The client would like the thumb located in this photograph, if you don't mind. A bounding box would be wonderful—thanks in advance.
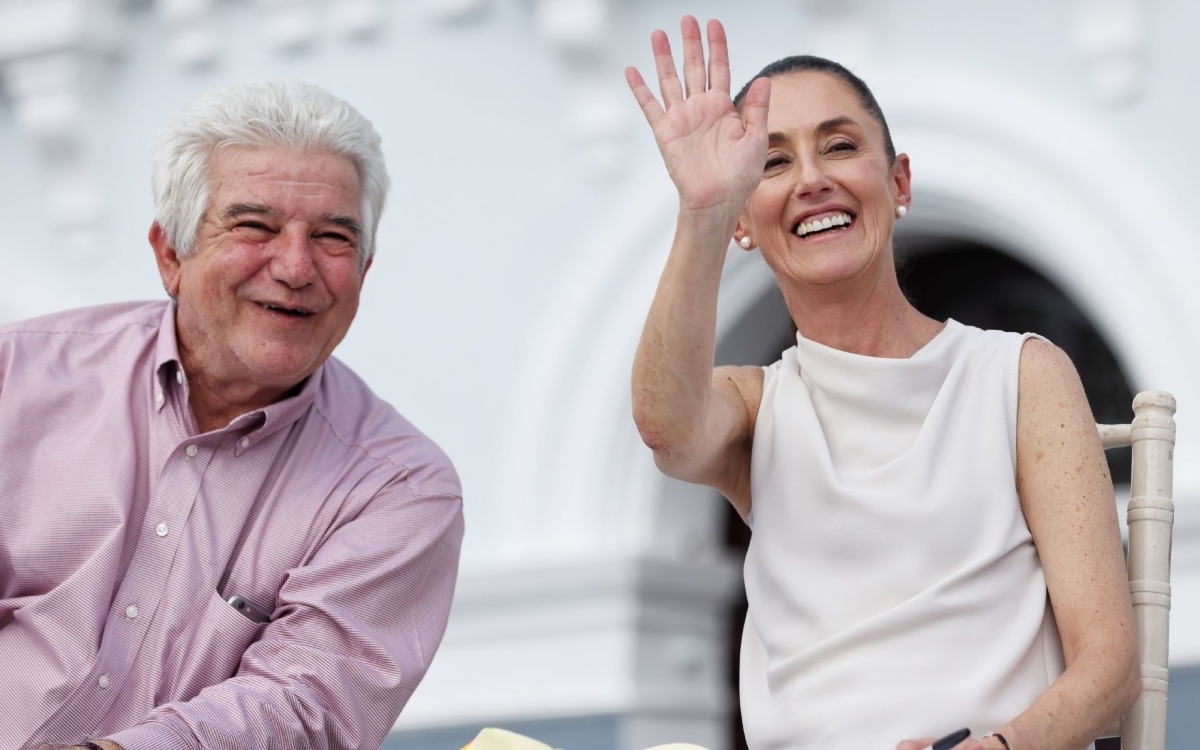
[740,76,771,139]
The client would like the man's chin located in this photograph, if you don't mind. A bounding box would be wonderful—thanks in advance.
[237,353,324,390]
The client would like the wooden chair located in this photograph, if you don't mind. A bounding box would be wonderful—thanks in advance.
[1095,390,1176,750]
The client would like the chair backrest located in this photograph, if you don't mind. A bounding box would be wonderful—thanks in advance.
[1096,390,1176,750]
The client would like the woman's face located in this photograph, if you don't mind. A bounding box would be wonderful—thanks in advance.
[739,71,910,293]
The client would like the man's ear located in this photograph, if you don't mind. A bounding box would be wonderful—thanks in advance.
[358,255,373,288]
[149,222,183,298]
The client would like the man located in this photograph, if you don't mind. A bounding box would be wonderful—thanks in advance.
[0,80,464,749]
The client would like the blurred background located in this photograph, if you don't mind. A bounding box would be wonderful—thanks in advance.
[1,0,1196,747]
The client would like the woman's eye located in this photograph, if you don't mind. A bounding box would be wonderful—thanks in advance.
[827,140,857,154]
[764,156,788,171]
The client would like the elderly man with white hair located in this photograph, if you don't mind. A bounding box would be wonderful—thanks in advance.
[0,80,463,750]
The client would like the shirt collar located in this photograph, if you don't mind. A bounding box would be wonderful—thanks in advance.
[151,301,326,448]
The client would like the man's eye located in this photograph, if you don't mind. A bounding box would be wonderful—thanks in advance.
[314,233,358,255]
[235,222,274,233]
[315,232,356,247]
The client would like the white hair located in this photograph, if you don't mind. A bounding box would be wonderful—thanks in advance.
[151,80,389,268]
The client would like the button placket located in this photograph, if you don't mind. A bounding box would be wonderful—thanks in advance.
[92,433,210,709]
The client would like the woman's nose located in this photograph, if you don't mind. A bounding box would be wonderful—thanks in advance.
[791,156,834,199]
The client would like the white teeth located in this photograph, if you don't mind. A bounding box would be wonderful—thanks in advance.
[263,303,310,316]
[795,211,852,238]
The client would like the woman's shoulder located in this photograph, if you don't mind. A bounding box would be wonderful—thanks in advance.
[1017,336,1083,399]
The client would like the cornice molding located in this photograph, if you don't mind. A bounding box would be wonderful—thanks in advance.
[0,0,625,258]
[1070,0,1147,105]
[0,0,126,259]
[531,0,629,179]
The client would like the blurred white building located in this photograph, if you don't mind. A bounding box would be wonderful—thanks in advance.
[1,1,1197,748]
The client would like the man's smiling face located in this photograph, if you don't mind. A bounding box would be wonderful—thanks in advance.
[157,144,370,404]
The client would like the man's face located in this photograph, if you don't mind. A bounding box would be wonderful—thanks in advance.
[154,145,370,400]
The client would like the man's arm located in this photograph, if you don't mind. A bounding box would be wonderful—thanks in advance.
[103,477,463,750]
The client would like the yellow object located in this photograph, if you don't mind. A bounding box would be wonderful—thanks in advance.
[460,728,711,750]
[461,728,556,750]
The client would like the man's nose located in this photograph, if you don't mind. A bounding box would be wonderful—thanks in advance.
[270,227,318,288]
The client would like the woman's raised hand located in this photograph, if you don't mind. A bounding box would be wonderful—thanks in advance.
[625,16,770,219]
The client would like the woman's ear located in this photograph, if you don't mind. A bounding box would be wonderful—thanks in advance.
[892,152,913,212]
[733,221,755,251]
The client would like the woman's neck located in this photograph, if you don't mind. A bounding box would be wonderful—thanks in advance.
[781,272,942,359]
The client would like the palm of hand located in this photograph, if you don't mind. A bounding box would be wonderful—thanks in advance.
[654,89,766,214]
[625,16,770,219]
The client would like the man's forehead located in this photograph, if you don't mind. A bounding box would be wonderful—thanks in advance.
[210,144,358,181]
[206,147,362,209]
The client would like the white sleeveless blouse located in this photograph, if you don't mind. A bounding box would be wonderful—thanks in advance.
[740,320,1070,749]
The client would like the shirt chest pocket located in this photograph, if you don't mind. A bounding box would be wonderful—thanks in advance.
[158,589,269,704]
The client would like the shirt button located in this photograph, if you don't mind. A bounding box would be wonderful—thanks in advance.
[156,522,169,537]
[98,674,110,689]
[155,392,164,405]
[186,444,198,457]
[176,370,184,384]
[126,605,139,619]
[240,438,250,448]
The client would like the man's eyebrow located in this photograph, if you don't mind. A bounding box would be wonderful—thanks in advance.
[223,203,273,218]
[324,214,362,237]
[221,204,361,237]
[768,116,862,144]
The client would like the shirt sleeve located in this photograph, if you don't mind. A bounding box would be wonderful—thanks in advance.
[107,472,464,750]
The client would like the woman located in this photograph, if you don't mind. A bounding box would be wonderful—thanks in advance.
[625,16,1138,750]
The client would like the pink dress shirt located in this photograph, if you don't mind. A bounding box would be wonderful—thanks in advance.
[0,300,464,749]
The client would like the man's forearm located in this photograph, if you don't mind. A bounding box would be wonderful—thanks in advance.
[24,741,123,750]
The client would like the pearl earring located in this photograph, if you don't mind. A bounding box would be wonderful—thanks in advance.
[738,236,753,249]
[895,205,908,219]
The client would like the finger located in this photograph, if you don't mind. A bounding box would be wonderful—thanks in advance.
[650,29,684,108]
[624,66,665,128]
[706,18,731,94]
[680,15,707,97]
[740,76,771,137]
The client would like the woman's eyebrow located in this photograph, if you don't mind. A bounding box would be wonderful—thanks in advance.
[768,116,861,144]
[815,116,858,134]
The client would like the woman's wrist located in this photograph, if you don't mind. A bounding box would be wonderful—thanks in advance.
[980,731,1012,750]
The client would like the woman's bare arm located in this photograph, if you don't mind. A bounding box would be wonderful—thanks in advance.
[626,17,769,516]
[992,338,1140,749]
